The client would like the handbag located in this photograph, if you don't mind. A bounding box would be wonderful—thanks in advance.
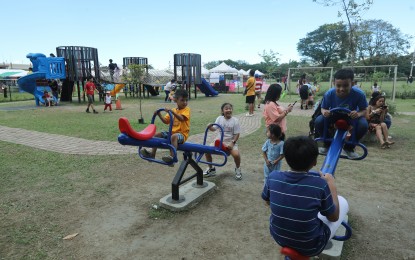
[243,79,254,95]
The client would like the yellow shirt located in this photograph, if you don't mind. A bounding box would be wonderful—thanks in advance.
[164,107,191,141]
[246,77,256,96]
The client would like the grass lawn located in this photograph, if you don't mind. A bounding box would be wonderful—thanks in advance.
[1,92,415,258]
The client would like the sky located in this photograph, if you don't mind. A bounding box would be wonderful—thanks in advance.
[1,0,414,70]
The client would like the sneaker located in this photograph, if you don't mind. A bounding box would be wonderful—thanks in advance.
[203,167,216,177]
[86,109,90,113]
[342,149,359,159]
[93,110,98,114]
[319,147,328,155]
[235,167,242,180]
[141,148,154,158]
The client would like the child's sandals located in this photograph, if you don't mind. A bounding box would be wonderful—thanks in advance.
[385,140,395,146]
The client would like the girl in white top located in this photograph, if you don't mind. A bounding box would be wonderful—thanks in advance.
[203,103,242,180]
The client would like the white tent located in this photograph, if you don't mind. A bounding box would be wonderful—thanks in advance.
[209,62,238,74]
[255,70,265,76]
[201,67,210,76]
[238,69,248,76]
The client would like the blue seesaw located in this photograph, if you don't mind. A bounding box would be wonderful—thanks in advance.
[118,108,229,202]
[281,107,368,260]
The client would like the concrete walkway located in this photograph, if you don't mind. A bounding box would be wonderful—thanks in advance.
[0,111,264,155]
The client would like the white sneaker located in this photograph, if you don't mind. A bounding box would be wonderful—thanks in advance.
[342,149,359,159]
[235,167,242,180]
[203,167,216,177]
[319,147,328,155]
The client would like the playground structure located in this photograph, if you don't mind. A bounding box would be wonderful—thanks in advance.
[173,53,218,98]
[17,53,66,106]
[282,108,367,260]
[118,109,229,209]
[56,46,100,103]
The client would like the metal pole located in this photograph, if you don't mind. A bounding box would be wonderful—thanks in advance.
[287,68,291,93]
[410,47,415,77]
[392,66,397,102]
[329,68,334,88]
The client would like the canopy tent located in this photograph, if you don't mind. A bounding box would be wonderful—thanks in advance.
[246,69,265,76]
[238,69,248,76]
[0,69,28,78]
[201,67,210,76]
[255,70,264,76]
[209,62,238,74]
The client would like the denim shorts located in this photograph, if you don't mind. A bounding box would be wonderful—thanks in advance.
[161,131,185,144]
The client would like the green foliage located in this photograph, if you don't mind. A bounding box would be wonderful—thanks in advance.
[258,50,280,79]
[297,22,348,66]
[371,71,387,84]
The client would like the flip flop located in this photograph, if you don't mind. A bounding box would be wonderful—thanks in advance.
[381,143,388,149]
[386,141,395,145]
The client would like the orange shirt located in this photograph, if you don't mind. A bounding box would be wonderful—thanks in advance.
[164,107,191,141]
[246,76,256,96]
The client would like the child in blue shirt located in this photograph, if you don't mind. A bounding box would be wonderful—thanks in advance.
[262,124,284,184]
[262,136,349,257]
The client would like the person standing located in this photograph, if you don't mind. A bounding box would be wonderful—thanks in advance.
[84,78,99,114]
[263,83,294,136]
[104,91,113,112]
[255,74,263,109]
[164,79,176,102]
[245,69,256,116]
[108,59,117,81]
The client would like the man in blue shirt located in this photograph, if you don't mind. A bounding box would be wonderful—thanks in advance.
[315,69,368,159]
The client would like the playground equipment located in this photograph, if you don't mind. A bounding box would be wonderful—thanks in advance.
[281,107,366,259]
[17,53,66,106]
[56,46,100,103]
[198,78,219,97]
[174,53,202,99]
[118,109,228,204]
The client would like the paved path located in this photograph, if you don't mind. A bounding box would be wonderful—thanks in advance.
[0,111,264,155]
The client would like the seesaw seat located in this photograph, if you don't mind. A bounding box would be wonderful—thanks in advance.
[119,117,156,141]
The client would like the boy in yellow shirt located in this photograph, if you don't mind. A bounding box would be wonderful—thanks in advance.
[142,89,190,165]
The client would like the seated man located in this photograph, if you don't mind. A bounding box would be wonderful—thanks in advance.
[315,69,368,159]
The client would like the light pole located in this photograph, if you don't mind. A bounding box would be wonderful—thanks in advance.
[410,46,415,77]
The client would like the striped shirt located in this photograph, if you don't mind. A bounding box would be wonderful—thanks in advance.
[261,171,334,256]
[255,79,263,92]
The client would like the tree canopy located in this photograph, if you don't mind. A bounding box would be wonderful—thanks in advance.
[297,22,348,66]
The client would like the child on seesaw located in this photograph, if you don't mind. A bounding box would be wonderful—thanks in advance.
[142,89,190,166]
[203,103,242,180]
[262,136,349,257]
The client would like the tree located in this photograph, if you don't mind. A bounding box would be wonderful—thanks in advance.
[297,23,348,66]
[122,64,146,123]
[355,19,413,65]
[313,0,373,66]
[258,49,280,79]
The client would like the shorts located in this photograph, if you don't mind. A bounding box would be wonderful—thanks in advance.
[211,139,238,151]
[87,94,94,104]
[246,95,255,104]
[161,131,185,144]
[299,87,309,100]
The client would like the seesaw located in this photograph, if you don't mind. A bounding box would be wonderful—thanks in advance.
[281,108,367,260]
[118,108,229,203]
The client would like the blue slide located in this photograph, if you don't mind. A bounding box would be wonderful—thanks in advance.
[197,78,218,97]
[17,53,66,106]
[17,72,57,105]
